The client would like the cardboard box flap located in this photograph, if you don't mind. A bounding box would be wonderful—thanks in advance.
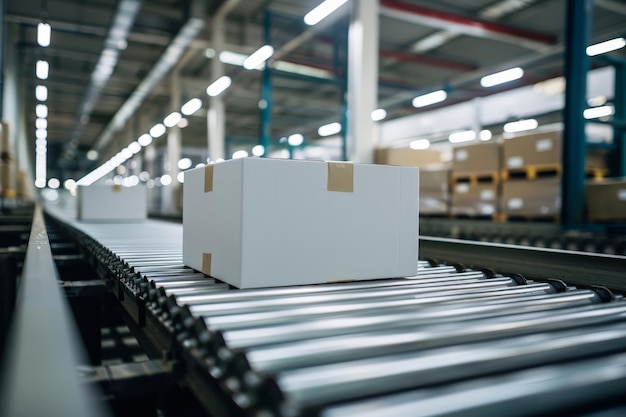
[204,165,214,193]
[327,162,354,192]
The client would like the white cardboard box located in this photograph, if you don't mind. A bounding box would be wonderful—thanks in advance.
[183,158,419,289]
[77,185,147,221]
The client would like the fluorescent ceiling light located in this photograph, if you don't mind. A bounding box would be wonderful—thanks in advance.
[149,123,166,138]
[35,85,48,101]
[177,118,189,128]
[318,122,342,137]
[586,37,626,56]
[137,133,153,146]
[36,129,47,139]
[37,22,51,47]
[232,150,249,159]
[243,45,274,70]
[47,178,60,189]
[204,48,216,58]
[273,61,333,79]
[64,179,77,190]
[160,174,172,186]
[36,118,47,129]
[503,119,538,133]
[413,31,458,53]
[206,76,232,97]
[86,150,98,160]
[412,90,447,108]
[479,129,492,141]
[409,139,430,150]
[163,111,182,128]
[584,105,614,119]
[304,0,349,26]
[181,98,202,115]
[35,178,46,188]
[449,130,477,143]
[177,158,192,170]
[120,148,133,160]
[128,141,142,154]
[480,67,524,87]
[177,172,185,183]
[36,104,48,118]
[371,108,387,121]
[288,133,304,146]
[252,144,265,156]
[36,60,49,79]
[219,51,247,66]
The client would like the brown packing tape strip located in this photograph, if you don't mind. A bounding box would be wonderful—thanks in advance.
[204,165,214,193]
[327,162,354,192]
[202,253,212,276]
[112,184,121,192]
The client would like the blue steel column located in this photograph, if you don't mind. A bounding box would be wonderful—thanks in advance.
[561,0,592,229]
[334,21,349,161]
[614,61,626,176]
[259,11,272,157]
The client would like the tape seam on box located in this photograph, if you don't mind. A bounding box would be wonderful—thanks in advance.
[202,252,212,275]
[327,162,354,192]
[204,165,214,193]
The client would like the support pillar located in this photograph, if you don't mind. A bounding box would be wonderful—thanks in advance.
[163,72,181,214]
[207,18,226,161]
[561,0,592,229]
[259,11,272,157]
[614,61,626,177]
[346,0,378,163]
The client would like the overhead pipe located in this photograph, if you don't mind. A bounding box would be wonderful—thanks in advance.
[61,0,143,163]
[92,0,205,153]
[380,0,556,50]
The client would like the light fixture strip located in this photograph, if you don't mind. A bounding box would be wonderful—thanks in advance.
[480,67,524,88]
[243,45,275,70]
[304,0,349,26]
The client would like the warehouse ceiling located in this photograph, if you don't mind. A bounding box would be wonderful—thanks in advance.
[6,0,626,181]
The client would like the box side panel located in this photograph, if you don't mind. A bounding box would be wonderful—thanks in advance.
[502,179,560,216]
[77,185,147,220]
[182,162,243,287]
[240,159,418,288]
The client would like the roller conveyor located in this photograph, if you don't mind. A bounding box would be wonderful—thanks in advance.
[39,210,626,417]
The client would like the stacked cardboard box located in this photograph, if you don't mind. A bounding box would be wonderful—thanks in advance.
[586,178,626,222]
[375,147,446,168]
[502,178,561,218]
[501,129,608,220]
[450,142,501,217]
[420,169,449,215]
[450,182,499,217]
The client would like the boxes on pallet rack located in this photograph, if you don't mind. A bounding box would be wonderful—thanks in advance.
[451,142,501,176]
[503,130,562,169]
[420,169,449,215]
[502,129,608,179]
[450,182,499,218]
[182,158,419,289]
[586,178,626,222]
[374,147,446,168]
[502,178,561,219]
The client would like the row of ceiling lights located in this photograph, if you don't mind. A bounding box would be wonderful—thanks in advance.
[75,0,350,187]
[65,2,624,189]
[33,22,51,188]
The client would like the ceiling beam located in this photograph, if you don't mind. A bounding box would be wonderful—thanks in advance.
[380,0,557,50]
